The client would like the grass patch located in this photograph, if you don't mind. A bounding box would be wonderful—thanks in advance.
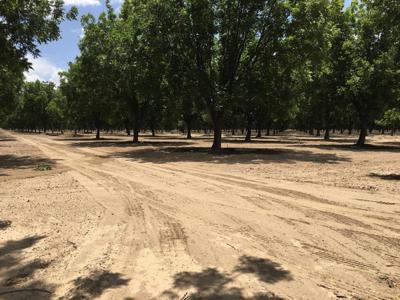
[35,164,52,171]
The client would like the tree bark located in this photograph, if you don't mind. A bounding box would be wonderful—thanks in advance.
[256,127,261,138]
[133,117,140,143]
[211,114,222,150]
[245,125,251,142]
[133,128,139,143]
[324,128,330,140]
[131,98,140,143]
[186,119,192,139]
[96,127,100,140]
[356,125,367,146]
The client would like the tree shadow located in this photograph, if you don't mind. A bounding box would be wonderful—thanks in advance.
[380,141,400,147]
[234,256,292,284]
[223,138,301,145]
[0,220,12,230]
[145,135,212,141]
[291,143,400,153]
[62,270,130,300]
[0,155,56,172]
[286,137,358,144]
[0,137,16,142]
[0,236,46,256]
[369,173,400,181]
[69,140,194,148]
[162,255,290,300]
[0,280,54,300]
[56,137,121,142]
[0,235,54,300]
[108,146,350,165]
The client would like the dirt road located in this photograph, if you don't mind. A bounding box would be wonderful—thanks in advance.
[1,130,399,299]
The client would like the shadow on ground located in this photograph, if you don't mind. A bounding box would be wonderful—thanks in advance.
[0,155,56,172]
[0,137,16,143]
[62,270,130,300]
[0,220,12,230]
[56,137,121,142]
[0,235,54,300]
[291,143,400,153]
[69,140,194,148]
[225,136,357,144]
[162,255,291,300]
[369,173,400,180]
[0,235,131,299]
[108,146,349,165]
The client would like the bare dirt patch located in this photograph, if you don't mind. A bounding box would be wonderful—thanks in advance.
[1,129,399,299]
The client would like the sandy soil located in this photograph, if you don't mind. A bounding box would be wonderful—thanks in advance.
[0,129,399,300]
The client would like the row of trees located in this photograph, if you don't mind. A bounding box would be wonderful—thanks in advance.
[2,0,399,149]
[0,0,76,124]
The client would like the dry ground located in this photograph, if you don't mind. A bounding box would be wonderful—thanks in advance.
[0,129,399,300]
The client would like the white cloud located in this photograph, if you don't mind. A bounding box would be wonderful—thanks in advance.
[110,0,123,12]
[24,55,63,85]
[71,27,85,39]
[64,0,101,6]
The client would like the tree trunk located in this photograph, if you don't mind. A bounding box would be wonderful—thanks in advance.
[231,128,235,136]
[132,117,140,143]
[309,128,314,135]
[133,128,139,143]
[211,114,222,150]
[324,128,330,140]
[186,119,192,139]
[316,128,321,137]
[151,128,155,137]
[256,127,261,138]
[126,128,131,136]
[245,117,252,142]
[266,128,270,136]
[132,100,140,142]
[96,127,100,140]
[357,125,367,146]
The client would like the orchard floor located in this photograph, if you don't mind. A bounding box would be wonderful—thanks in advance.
[0,129,399,300]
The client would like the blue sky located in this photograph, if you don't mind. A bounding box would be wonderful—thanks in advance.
[25,0,123,84]
[25,0,353,84]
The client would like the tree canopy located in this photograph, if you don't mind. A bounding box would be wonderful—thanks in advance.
[2,0,400,147]
[0,0,77,121]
